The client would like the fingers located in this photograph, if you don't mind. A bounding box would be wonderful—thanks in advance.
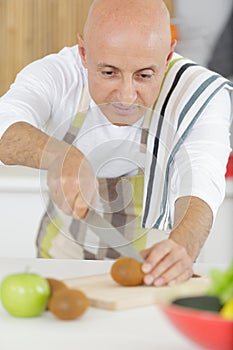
[48,174,78,215]
[72,175,99,219]
[50,174,95,219]
[47,148,97,218]
[141,239,193,286]
[72,192,91,219]
[140,247,152,260]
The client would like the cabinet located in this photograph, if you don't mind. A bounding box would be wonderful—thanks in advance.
[0,0,93,96]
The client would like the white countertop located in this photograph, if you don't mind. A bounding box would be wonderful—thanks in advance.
[0,259,224,350]
[0,165,47,192]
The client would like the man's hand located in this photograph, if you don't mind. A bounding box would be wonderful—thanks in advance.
[140,196,213,286]
[141,239,193,286]
[47,145,98,219]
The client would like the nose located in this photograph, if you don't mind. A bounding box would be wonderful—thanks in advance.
[116,77,137,105]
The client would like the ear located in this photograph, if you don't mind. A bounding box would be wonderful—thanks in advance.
[77,33,87,68]
[166,39,177,68]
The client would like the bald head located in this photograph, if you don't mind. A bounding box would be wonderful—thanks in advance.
[78,0,176,125]
[84,0,171,48]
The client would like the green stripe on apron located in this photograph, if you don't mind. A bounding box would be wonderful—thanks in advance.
[130,175,148,251]
[40,216,63,258]
[72,112,86,128]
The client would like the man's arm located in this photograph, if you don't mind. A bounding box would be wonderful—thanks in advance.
[141,196,213,286]
[0,121,63,168]
[170,196,213,261]
[0,121,97,218]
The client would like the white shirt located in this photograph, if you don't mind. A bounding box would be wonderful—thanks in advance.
[0,45,231,219]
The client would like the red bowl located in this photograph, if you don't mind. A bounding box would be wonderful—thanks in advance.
[161,299,233,350]
[226,153,233,178]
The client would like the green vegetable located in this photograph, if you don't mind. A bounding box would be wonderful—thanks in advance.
[207,261,233,305]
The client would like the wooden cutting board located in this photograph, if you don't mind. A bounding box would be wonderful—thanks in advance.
[64,274,210,310]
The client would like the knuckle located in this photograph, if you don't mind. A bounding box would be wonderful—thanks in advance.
[73,201,88,219]
[181,245,187,254]
[177,244,187,256]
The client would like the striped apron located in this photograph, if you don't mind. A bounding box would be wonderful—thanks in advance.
[36,85,151,259]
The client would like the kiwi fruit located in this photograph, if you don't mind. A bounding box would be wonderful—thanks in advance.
[110,256,144,286]
[46,278,67,297]
[48,288,90,320]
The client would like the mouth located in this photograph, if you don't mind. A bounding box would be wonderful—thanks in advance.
[111,103,138,116]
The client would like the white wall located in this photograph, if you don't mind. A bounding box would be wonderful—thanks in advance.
[175,0,233,67]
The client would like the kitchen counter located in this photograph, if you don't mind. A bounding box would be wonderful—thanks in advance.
[0,165,47,192]
[0,259,226,350]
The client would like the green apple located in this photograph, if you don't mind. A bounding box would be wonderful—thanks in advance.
[0,273,50,317]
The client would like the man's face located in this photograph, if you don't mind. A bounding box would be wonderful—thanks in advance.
[78,26,174,125]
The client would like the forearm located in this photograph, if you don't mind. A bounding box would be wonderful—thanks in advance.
[169,196,213,261]
[0,121,96,218]
[0,121,70,169]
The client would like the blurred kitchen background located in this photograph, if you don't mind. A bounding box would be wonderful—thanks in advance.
[0,0,232,262]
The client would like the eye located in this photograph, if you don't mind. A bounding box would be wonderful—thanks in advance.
[101,70,116,77]
[136,72,153,80]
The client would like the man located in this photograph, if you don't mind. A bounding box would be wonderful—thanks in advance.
[0,0,232,286]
